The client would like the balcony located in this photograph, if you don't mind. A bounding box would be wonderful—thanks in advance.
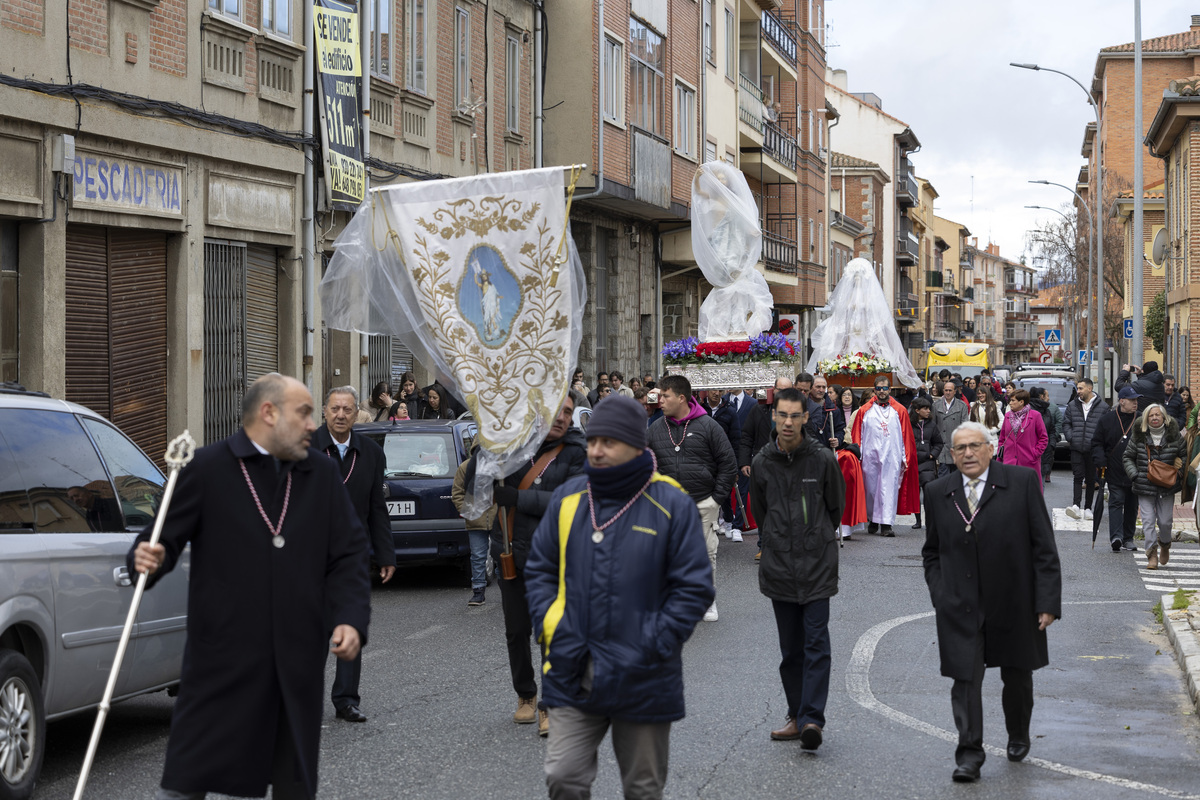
[896,161,918,208]
[743,115,797,183]
[959,246,974,269]
[926,270,944,289]
[762,214,797,275]
[738,73,765,138]
[761,11,797,67]
[895,296,918,324]
[897,217,918,265]
[961,286,974,301]
[763,118,797,172]
[961,320,975,334]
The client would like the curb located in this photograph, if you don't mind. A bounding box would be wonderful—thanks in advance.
[1160,592,1200,718]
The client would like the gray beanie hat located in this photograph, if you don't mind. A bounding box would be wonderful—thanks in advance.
[586,394,648,449]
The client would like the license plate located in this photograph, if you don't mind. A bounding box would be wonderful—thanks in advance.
[387,500,416,516]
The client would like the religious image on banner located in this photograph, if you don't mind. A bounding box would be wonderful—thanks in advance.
[318,167,586,517]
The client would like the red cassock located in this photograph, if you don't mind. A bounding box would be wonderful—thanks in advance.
[848,395,922,516]
[836,449,867,527]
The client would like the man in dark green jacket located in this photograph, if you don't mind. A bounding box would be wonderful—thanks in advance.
[751,388,845,751]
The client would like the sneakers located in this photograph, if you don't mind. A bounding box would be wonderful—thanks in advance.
[514,697,537,724]
[1147,548,1159,570]
[468,588,486,606]
[1122,541,1138,551]
[538,708,549,737]
[1111,538,1122,553]
[1065,505,1082,520]
[703,602,719,622]
[1083,509,1093,521]
[730,528,744,542]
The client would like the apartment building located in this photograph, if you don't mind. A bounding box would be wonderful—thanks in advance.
[828,151,888,291]
[1003,254,1038,365]
[966,240,1009,364]
[931,213,974,342]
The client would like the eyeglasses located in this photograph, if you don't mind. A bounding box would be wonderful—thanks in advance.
[874,387,891,393]
[950,441,989,454]
[775,412,808,422]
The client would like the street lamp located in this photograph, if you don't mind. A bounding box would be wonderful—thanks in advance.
[1011,61,1105,400]
[1025,205,1081,370]
[1028,179,1095,378]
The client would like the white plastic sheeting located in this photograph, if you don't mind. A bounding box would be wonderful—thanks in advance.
[806,258,921,388]
[689,162,773,341]
[318,167,585,517]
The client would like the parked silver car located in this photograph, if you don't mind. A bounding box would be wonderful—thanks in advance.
[0,384,188,799]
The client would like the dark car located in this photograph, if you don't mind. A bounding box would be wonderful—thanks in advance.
[357,419,479,569]
[1012,376,1077,463]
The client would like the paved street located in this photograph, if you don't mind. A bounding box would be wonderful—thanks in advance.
[34,465,1200,799]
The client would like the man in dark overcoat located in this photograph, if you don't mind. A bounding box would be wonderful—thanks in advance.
[313,385,395,723]
[130,373,371,800]
[922,420,1062,784]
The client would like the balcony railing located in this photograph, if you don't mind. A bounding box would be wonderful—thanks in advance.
[762,118,797,171]
[926,270,944,288]
[763,214,797,274]
[961,286,974,301]
[896,161,918,207]
[738,73,764,135]
[961,320,975,334]
[959,247,974,269]
[895,296,918,321]
[761,11,797,65]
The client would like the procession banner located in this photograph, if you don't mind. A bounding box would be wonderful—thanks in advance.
[319,167,585,517]
[314,0,364,210]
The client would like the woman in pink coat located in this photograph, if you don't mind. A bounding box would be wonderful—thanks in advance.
[997,388,1049,492]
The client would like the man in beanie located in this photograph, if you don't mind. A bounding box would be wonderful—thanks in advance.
[1116,360,1166,413]
[525,394,714,800]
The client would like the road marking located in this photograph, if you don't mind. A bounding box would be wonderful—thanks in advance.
[847,602,1200,799]
[404,624,445,641]
[1132,545,1200,594]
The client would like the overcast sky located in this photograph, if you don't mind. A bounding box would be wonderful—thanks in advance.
[825,1,1188,264]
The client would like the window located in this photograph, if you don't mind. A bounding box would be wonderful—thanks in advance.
[705,139,717,164]
[455,7,471,107]
[407,0,427,92]
[377,432,455,478]
[209,0,240,21]
[83,418,165,529]
[674,81,696,158]
[629,18,664,137]
[603,35,624,123]
[703,0,715,61]
[0,409,119,533]
[724,9,735,80]
[261,0,289,37]
[506,34,521,132]
[368,0,389,76]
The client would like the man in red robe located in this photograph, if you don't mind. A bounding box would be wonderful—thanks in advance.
[849,376,919,536]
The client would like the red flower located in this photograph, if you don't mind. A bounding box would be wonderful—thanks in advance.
[696,340,752,357]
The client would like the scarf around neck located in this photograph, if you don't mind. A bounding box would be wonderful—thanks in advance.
[585,448,655,501]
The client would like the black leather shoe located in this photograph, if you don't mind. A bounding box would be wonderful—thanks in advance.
[952,763,981,783]
[1007,738,1030,762]
[880,525,895,537]
[1111,538,1122,552]
[336,705,368,723]
[868,522,879,535]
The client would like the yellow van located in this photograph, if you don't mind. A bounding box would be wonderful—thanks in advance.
[925,343,990,382]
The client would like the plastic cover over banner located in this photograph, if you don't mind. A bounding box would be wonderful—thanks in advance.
[806,257,921,388]
[319,167,585,517]
[689,162,773,341]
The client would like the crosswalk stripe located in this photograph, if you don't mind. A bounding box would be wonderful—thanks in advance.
[1128,543,1200,592]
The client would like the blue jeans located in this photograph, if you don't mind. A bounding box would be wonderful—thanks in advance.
[468,530,490,589]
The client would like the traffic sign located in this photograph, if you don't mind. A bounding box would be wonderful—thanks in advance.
[1123,319,1134,339]
[1078,349,1092,365]
[1043,329,1062,347]
[1039,352,1053,363]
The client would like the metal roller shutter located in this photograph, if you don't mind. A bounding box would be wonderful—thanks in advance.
[390,337,414,382]
[245,245,278,383]
[65,225,112,419]
[109,229,168,463]
[203,241,246,444]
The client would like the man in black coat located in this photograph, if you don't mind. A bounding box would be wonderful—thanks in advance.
[922,420,1062,784]
[1116,360,1166,413]
[490,394,587,736]
[1091,387,1142,551]
[130,374,371,800]
[1163,374,1188,428]
[313,386,396,723]
[1062,378,1109,520]
[804,374,845,450]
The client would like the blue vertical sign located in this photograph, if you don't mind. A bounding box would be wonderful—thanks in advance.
[1123,319,1134,339]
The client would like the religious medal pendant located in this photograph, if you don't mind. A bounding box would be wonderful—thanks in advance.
[674,445,681,452]
[592,530,604,544]
[273,535,285,549]
[964,524,972,533]
[533,477,542,485]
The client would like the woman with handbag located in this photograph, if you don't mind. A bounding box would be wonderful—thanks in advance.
[997,389,1049,491]
[1123,403,1186,569]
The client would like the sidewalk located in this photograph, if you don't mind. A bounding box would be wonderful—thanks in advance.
[1161,590,1200,717]
[1052,504,1200,542]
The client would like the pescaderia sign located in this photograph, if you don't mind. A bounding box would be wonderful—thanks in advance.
[314,0,364,210]
[72,152,183,217]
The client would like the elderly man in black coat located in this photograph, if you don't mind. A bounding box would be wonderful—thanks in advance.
[922,420,1062,784]
[130,373,371,800]
[314,385,396,723]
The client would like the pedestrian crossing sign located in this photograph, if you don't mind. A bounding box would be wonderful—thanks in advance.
[1043,329,1062,347]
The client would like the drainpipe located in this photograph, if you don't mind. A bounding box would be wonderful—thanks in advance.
[572,0,604,201]
[534,1,544,167]
[302,0,316,394]
[360,1,371,399]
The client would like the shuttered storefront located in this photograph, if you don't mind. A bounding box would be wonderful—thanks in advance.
[367,336,416,392]
[203,240,278,443]
[65,225,168,461]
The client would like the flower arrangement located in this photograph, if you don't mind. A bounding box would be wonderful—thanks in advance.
[662,334,796,365]
[817,352,892,376]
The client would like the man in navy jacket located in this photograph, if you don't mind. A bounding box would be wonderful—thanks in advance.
[526,395,713,799]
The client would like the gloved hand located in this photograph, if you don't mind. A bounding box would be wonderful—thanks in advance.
[493,484,519,508]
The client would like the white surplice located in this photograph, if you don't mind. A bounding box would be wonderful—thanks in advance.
[860,402,906,525]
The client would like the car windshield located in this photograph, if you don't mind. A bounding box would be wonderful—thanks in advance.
[379,432,455,478]
[1019,381,1075,407]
